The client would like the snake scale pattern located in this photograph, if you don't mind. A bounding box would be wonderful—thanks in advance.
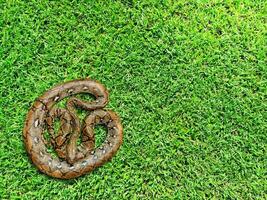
[23,78,123,179]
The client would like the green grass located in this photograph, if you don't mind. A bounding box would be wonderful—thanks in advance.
[0,0,266,199]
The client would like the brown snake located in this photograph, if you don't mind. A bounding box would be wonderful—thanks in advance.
[23,78,123,179]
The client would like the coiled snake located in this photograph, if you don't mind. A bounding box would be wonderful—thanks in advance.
[23,79,123,179]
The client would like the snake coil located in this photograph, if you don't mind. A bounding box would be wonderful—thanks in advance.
[23,78,123,179]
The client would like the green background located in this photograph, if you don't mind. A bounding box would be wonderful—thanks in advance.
[0,0,266,199]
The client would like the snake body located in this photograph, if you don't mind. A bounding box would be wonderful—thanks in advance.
[23,79,123,179]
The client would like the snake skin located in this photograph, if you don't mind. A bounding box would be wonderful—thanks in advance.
[23,78,123,179]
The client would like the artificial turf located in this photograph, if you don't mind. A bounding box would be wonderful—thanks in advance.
[0,1,266,199]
